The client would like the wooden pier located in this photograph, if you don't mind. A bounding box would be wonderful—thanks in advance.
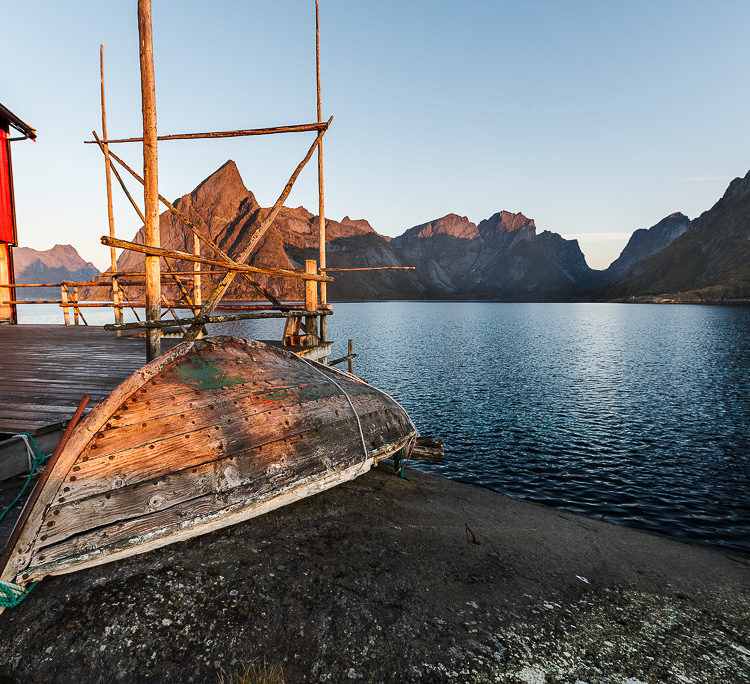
[0,325,179,439]
[0,325,335,442]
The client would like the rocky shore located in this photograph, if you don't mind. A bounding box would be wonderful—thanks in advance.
[0,466,747,683]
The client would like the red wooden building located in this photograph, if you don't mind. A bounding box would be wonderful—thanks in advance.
[0,103,35,324]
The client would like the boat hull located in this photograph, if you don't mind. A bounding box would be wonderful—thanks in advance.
[0,337,416,585]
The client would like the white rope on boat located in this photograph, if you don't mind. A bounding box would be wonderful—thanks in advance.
[296,355,370,468]
[16,433,38,474]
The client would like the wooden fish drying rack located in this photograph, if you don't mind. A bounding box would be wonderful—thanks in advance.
[3,0,413,361]
[0,1,443,611]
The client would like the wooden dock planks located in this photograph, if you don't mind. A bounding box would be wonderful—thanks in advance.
[0,325,178,436]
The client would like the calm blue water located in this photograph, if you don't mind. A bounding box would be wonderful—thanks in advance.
[16,302,750,552]
[213,302,750,553]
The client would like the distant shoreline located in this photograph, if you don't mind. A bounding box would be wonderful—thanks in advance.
[297,298,750,306]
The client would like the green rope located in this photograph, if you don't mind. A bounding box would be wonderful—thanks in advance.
[0,432,49,524]
[0,433,47,608]
[0,580,38,608]
[392,449,413,481]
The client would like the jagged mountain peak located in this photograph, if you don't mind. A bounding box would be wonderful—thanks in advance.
[690,168,750,229]
[186,160,256,210]
[603,212,691,281]
[397,214,479,242]
[719,168,750,204]
[478,210,536,236]
[340,216,377,234]
[13,244,96,273]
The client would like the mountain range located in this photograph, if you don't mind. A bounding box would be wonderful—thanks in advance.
[12,245,99,299]
[25,161,750,303]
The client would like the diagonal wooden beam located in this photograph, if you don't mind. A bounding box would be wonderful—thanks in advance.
[163,257,195,307]
[181,118,332,343]
[92,131,290,309]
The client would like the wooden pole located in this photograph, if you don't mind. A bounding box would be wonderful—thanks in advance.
[304,259,319,344]
[193,232,202,337]
[60,284,70,326]
[100,45,123,337]
[348,339,354,374]
[72,287,83,325]
[83,121,329,145]
[193,233,202,308]
[322,266,416,271]
[163,257,195,307]
[72,286,79,325]
[315,0,327,340]
[138,0,161,360]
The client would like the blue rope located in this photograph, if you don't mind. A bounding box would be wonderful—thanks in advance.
[0,432,49,524]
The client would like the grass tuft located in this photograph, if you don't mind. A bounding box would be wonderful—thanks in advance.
[217,661,285,684]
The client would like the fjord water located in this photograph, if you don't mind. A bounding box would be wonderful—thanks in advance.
[215,302,750,553]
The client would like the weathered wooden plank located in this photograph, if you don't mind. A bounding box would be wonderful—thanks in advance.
[32,423,414,570]
[0,402,86,414]
[80,388,386,468]
[0,420,65,436]
[25,436,413,581]
[0,408,75,421]
[37,408,400,551]
[58,396,396,504]
[410,437,445,462]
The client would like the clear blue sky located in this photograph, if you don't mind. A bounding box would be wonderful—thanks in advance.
[3,0,749,270]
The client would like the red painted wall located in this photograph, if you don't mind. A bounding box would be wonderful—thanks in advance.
[0,127,15,245]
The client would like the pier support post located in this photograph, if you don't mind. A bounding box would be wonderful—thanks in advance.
[315,0,327,314]
[138,0,161,360]
[72,287,80,325]
[100,45,123,337]
[61,284,70,326]
[304,259,319,345]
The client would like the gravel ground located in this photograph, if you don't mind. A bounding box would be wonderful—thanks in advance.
[0,465,747,683]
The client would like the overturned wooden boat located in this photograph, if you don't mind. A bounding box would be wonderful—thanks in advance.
[0,336,416,589]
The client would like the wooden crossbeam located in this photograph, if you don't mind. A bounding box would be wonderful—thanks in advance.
[104,309,332,331]
[322,266,416,272]
[84,121,328,145]
[101,236,333,282]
